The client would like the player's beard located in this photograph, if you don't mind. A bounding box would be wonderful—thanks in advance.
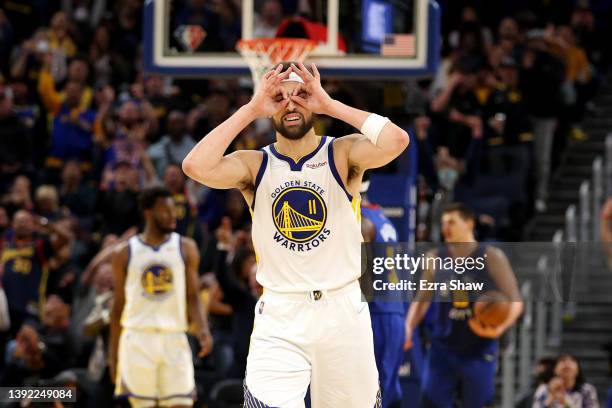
[273,113,314,140]
[152,215,175,234]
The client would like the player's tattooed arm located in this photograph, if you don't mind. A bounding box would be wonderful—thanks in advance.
[182,64,291,190]
[183,237,213,358]
[289,62,409,171]
[108,241,129,384]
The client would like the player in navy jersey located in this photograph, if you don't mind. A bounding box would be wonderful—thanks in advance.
[361,189,402,408]
[404,203,523,407]
[361,174,423,408]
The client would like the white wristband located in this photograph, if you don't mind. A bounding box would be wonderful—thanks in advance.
[360,113,390,145]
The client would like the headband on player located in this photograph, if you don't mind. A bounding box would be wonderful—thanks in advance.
[281,71,305,84]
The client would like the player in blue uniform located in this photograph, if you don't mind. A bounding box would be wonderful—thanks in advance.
[361,174,423,408]
[404,203,523,407]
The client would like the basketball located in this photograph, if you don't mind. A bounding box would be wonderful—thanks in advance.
[473,291,511,328]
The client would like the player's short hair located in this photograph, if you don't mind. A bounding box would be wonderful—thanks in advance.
[139,186,172,212]
[442,202,475,222]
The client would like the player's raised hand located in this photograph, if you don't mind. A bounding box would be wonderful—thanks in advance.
[289,62,334,114]
[248,64,292,118]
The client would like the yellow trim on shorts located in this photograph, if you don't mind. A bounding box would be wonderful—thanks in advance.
[352,196,362,223]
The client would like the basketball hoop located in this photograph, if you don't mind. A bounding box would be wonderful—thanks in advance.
[237,38,316,89]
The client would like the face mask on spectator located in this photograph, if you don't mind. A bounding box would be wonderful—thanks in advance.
[438,168,458,191]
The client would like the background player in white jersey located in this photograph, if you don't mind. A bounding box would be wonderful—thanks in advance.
[182,62,409,407]
[109,186,213,407]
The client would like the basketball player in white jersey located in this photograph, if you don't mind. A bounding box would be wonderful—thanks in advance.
[109,186,213,407]
[182,62,409,408]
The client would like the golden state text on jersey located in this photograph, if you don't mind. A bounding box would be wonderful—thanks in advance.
[250,136,362,292]
[270,182,331,251]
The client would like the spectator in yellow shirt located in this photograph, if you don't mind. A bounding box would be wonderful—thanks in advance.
[549,25,593,140]
[38,56,92,115]
[557,25,591,84]
[48,11,76,58]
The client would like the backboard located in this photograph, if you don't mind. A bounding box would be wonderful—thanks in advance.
[143,0,440,79]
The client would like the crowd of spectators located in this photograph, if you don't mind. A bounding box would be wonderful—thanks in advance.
[0,0,610,406]
[412,1,608,241]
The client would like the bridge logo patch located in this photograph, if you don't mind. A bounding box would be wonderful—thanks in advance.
[272,187,327,243]
[141,263,174,299]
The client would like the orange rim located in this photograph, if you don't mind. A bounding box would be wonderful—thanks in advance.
[237,38,316,63]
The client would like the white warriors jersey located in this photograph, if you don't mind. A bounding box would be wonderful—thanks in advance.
[121,232,188,332]
[251,136,362,292]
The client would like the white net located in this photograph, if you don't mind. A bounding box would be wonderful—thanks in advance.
[237,38,316,89]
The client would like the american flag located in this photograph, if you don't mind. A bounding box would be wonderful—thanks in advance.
[381,34,416,57]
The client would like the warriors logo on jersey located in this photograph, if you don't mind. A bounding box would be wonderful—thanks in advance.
[122,233,187,331]
[141,263,174,299]
[251,137,361,291]
[272,186,327,243]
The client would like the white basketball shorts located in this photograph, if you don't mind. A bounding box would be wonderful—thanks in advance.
[115,329,196,407]
[244,281,381,408]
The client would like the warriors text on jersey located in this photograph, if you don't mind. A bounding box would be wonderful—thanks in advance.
[121,232,187,332]
[251,136,362,292]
